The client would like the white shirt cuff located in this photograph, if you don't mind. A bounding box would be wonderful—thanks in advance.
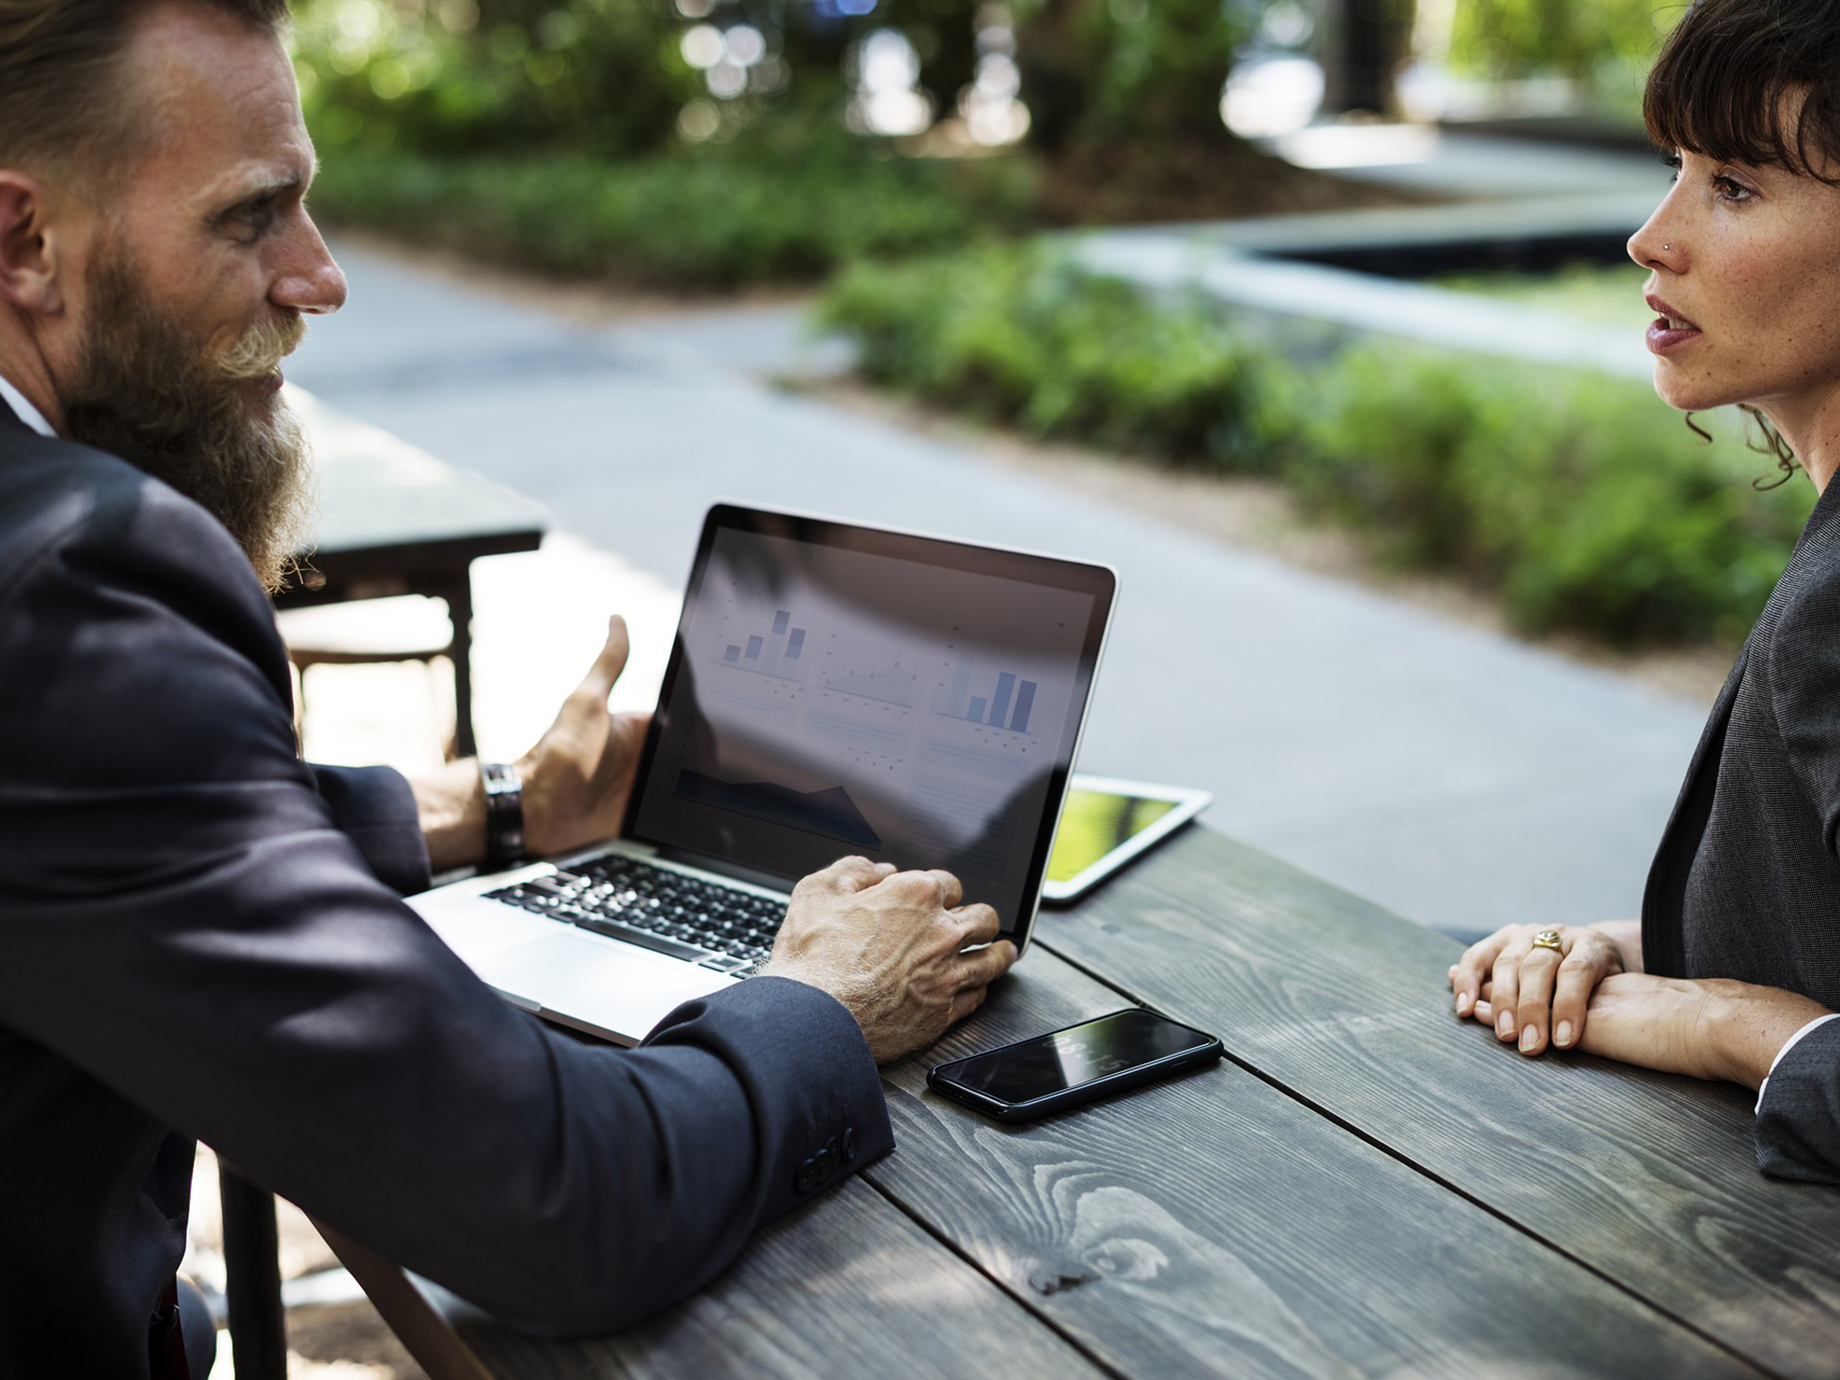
[1756,1013,1840,1112]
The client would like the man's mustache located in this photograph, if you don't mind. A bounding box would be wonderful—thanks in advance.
[219,313,306,382]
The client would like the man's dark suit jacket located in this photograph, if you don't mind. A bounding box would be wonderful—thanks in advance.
[0,401,893,1376]
[1645,475,1840,1183]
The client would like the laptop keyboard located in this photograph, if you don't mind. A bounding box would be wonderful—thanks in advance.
[485,853,784,975]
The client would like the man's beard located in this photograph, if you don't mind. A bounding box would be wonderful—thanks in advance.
[60,248,314,594]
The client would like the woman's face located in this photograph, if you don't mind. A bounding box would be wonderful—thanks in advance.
[1626,130,1840,447]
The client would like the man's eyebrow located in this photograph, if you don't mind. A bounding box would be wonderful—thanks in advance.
[206,162,317,223]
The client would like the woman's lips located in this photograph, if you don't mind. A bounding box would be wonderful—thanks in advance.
[1645,295,1700,355]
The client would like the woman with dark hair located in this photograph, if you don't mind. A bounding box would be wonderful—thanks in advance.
[1448,0,1840,1182]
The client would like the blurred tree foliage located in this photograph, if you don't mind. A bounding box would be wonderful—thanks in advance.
[1012,0,1249,156]
[293,0,698,155]
[1448,0,1670,79]
[293,0,1258,164]
[292,0,974,156]
[292,0,1374,256]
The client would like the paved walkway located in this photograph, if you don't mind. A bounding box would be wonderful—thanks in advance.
[286,198,1715,941]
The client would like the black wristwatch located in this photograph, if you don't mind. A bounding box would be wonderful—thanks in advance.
[480,761,526,870]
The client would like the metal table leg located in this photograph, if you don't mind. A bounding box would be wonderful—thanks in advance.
[425,575,477,761]
[218,1162,288,1380]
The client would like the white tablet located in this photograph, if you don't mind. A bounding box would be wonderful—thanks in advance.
[1040,774,1212,905]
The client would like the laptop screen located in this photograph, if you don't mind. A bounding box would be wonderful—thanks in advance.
[625,505,1116,944]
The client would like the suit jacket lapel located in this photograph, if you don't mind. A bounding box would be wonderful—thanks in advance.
[1641,637,1749,977]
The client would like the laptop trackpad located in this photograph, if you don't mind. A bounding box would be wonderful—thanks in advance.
[420,902,558,961]
[483,933,735,1039]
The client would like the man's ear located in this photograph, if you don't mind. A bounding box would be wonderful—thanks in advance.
[0,171,65,316]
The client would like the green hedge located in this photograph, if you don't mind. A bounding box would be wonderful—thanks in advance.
[817,246,1813,645]
[819,248,1273,467]
[1285,344,1807,642]
[307,140,1035,290]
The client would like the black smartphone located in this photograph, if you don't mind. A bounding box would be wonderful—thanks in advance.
[927,1008,1223,1123]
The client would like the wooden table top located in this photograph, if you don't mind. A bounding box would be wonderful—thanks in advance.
[332,825,1840,1380]
[288,389,548,560]
[275,391,546,609]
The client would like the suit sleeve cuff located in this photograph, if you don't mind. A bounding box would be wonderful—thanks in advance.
[306,762,432,896]
[642,976,893,1219]
[1756,1013,1840,1112]
[1754,1016,1840,1182]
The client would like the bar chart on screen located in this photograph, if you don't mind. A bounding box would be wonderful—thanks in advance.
[936,655,1039,737]
[716,607,810,682]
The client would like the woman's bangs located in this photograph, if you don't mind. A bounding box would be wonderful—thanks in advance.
[1646,32,1798,169]
[1644,0,1840,179]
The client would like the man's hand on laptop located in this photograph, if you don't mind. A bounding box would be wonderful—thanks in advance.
[760,856,1017,1063]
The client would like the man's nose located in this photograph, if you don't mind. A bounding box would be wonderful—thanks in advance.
[271,214,347,316]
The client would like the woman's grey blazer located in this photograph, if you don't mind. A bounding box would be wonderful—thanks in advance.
[1644,478,1840,1183]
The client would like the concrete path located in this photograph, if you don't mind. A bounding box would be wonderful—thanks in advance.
[285,217,1717,941]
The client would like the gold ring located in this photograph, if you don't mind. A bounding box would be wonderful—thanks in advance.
[1531,928,1565,954]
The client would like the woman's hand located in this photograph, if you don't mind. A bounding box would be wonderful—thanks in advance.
[1577,973,1831,1090]
[1449,921,1638,1056]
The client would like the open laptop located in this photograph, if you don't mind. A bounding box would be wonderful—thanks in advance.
[410,503,1117,1044]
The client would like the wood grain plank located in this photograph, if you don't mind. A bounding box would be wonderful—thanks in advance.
[872,948,1768,1380]
[340,1174,1109,1380]
[1033,825,1840,1378]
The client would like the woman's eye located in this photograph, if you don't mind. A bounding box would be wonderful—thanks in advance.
[1713,175,1755,203]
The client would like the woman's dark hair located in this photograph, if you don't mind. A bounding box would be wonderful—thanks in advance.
[1646,0,1840,482]
[1646,0,1840,180]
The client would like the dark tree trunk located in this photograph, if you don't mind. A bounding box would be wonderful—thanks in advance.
[1319,0,1417,117]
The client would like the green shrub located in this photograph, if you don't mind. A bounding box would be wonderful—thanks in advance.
[307,136,1035,290]
[1286,347,1484,567]
[1284,340,1812,642]
[818,249,1816,646]
[818,246,1275,468]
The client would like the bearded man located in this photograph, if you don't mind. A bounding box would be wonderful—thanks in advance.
[0,3,1015,1376]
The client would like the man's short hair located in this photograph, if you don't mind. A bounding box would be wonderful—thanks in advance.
[0,0,289,194]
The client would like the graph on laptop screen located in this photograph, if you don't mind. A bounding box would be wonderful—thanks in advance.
[628,511,1111,934]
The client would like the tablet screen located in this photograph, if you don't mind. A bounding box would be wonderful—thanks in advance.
[1041,775,1211,903]
[1048,789,1183,883]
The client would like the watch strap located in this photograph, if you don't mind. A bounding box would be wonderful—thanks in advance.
[480,761,525,870]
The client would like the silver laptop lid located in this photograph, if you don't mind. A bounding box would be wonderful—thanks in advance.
[623,503,1117,953]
